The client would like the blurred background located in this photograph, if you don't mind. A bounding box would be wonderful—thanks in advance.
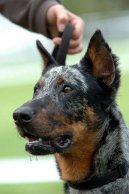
[0,0,129,193]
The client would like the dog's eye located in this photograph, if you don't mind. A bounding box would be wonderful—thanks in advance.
[62,86,73,93]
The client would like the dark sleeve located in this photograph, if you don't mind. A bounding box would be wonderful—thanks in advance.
[0,0,61,37]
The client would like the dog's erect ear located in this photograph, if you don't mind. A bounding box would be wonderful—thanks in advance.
[36,40,58,67]
[84,30,115,86]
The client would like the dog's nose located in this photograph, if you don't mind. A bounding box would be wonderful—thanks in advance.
[13,107,35,124]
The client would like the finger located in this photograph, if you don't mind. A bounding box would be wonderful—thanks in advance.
[55,9,70,32]
[47,5,70,36]
[72,20,84,40]
[68,43,83,54]
[67,12,85,40]
[53,37,83,54]
[53,37,61,45]
[69,36,83,49]
[53,36,83,49]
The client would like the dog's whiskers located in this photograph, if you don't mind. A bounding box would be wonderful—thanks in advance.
[28,154,39,161]
[36,155,38,161]
[29,154,32,162]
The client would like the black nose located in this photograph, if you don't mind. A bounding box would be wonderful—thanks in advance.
[13,107,35,124]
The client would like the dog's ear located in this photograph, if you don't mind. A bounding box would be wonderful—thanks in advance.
[83,30,115,86]
[36,40,58,68]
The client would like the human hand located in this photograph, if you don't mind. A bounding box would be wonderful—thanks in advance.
[46,4,84,54]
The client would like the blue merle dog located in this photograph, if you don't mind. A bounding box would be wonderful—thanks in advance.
[13,30,129,194]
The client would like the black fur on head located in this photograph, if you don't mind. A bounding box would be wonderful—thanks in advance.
[36,40,58,66]
[13,29,121,160]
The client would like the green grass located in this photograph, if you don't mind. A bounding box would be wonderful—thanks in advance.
[0,183,64,194]
[117,73,129,124]
[0,84,34,157]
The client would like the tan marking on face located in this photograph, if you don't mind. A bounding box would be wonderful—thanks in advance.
[29,106,69,136]
[86,106,101,129]
[55,119,99,182]
[56,77,64,86]
[29,104,100,182]
[39,79,44,87]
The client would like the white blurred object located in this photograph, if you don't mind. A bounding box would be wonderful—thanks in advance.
[0,15,53,54]
[0,157,60,184]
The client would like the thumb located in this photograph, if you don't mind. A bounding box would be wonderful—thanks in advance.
[56,10,69,32]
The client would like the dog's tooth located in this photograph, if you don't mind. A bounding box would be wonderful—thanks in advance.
[28,140,38,144]
[33,140,39,143]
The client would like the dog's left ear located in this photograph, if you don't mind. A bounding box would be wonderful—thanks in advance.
[83,30,115,86]
[36,40,58,68]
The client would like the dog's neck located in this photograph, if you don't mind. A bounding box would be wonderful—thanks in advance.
[55,103,129,193]
[94,104,129,175]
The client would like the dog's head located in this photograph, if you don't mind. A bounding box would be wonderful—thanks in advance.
[13,30,120,157]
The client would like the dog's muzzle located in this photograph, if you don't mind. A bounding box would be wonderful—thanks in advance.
[25,133,73,155]
[13,105,73,155]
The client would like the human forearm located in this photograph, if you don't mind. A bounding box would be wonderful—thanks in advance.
[0,0,61,36]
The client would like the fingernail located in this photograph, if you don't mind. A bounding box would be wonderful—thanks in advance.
[59,24,65,32]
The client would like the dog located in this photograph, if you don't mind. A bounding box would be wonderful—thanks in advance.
[13,30,129,194]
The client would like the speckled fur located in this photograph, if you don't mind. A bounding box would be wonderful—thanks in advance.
[68,104,129,194]
[14,30,129,194]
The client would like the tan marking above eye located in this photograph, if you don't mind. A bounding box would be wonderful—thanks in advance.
[56,77,64,86]
[39,80,44,87]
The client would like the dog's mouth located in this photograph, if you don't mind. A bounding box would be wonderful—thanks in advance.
[25,132,73,155]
